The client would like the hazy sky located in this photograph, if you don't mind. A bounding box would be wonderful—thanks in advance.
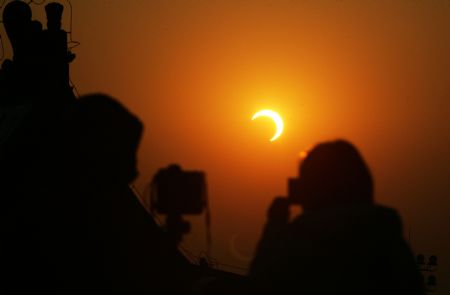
[2,0,449,287]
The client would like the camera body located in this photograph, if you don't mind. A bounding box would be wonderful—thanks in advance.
[151,164,206,215]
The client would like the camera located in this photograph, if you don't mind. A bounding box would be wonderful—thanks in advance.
[287,177,302,204]
[150,164,207,215]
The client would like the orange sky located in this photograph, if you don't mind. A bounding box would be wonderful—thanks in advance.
[2,0,449,284]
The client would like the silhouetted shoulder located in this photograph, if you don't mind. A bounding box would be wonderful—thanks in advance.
[370,205,404,234]
[290,204,404,236]
[251,204,422,294]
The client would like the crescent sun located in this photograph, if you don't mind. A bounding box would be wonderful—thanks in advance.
[252,109,284,142]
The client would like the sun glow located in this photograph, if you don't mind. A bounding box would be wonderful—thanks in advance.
[251,109,284,142]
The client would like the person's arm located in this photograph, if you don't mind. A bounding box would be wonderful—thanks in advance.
[249,197,290,277]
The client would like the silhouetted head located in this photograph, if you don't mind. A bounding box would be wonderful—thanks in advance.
[2,1,32,41]
[45,2,64,30]
[293,140,373,211]
[77,94,143,184]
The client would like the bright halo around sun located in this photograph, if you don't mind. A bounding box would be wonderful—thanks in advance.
[252,109,284,142]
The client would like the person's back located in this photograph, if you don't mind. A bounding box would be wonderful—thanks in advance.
[249,140,424,295]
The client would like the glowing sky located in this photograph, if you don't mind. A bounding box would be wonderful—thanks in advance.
[2,0,449,286]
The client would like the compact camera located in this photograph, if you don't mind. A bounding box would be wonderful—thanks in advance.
[150,164,207,215]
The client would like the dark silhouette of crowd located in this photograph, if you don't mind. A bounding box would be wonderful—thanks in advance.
[0,1,425,294]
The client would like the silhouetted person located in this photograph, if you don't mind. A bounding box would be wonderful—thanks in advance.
[249,140,425,295]
[65,94,197,294]
[0,92,198,293]
[1,1,43,98]
[41,2,76,95]
[2,1,37,65]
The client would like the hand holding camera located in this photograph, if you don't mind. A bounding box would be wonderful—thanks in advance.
[265,177,303,225]
[267,197,290,225]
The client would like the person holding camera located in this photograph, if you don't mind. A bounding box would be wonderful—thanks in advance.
[249,140,424,295]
